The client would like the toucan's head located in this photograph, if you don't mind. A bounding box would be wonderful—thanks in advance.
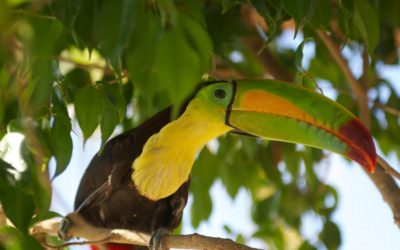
[133,79,376,200]
[188,80,376,172]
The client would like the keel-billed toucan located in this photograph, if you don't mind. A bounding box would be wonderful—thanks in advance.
[71,80,376,250]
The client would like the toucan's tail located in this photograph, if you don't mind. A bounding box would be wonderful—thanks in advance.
[90,243,146,250]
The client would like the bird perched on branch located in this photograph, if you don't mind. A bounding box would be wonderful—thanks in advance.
[69,80,376,250]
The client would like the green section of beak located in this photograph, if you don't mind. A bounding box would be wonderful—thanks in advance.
[230,111,347,152]
[228,80,376,172]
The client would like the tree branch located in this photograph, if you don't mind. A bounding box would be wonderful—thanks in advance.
[316,30,370,127]
[29,213,262,250]
[377,156,400,182]
[374,102,400,117]
[361,45,370,90]
[316,29,400,226]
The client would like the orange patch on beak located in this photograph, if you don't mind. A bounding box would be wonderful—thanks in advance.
[237,90,317,125]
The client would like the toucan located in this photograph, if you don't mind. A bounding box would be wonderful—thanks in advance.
[70,80,376,250]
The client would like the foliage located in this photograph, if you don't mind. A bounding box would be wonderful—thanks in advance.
[0,0,399,249]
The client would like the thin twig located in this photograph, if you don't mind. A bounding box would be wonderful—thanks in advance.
[377,156,400,181]
[361,45,370,90]
[12,9,57,20]
[374,102,400,117]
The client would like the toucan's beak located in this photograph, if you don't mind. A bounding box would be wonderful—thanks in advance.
[226,80,376,172]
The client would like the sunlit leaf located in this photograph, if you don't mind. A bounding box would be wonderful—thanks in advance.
[98,0,136,69]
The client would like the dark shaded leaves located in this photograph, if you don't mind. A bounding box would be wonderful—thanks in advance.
[352,0,380,54]
[98,0,136,69]
[0,160,35,232]
[190,148,218,228]
[74,84,104,140]
[49,89,72,178]
[320,221,341,250]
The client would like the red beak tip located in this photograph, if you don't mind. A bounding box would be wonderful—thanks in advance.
[367,164,376,174]
[339,118,377,174]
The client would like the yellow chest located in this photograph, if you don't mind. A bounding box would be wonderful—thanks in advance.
[132,113,231,200]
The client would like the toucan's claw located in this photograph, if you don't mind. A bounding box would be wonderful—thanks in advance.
[58,217,71,240]
[149,228,170,250]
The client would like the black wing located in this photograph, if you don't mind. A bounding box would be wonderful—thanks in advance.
[74,107,190,233]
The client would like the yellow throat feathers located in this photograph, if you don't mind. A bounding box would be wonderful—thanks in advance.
[132,106,231,200]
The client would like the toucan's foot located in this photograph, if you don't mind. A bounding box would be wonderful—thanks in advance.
[149,228,170,250]
[58,217,71,240]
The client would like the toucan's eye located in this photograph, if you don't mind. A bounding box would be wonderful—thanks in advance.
[214,89,226,99]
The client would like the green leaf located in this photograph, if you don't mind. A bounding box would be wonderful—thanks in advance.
[102,83,126,121]
[0,227,42,250]
[100,100,119,149]
[7,119,24,133]
[352,0,380,54]
[99,83,125,148]
[98,0,136,69]
[127,9,212,111]
[28,17,64,57]
[221,0,244,13]
[0,160,35,232]
[338,0,354,36]
[49,108,72,178]
[19,141,51,213]
[63,68,91,101]
[204,3,248,54]
[299,240,317,250]
[309,0,331,28]
[235,233,245,244]
[154,13,212,105]
[320,221,341,250]
[253,191,281,223]
[282,0,317,35]
[295,38,314,72]
[49,0,81,31]
[190,148,218,228]
[73,0,102,50]
[126,4,161,100]
[74,85,104,140]
[0,0,10,31]
[30,211,61,225]
[21,60,56,117]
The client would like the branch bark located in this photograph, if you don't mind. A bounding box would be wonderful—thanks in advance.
[29,213,262,250]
